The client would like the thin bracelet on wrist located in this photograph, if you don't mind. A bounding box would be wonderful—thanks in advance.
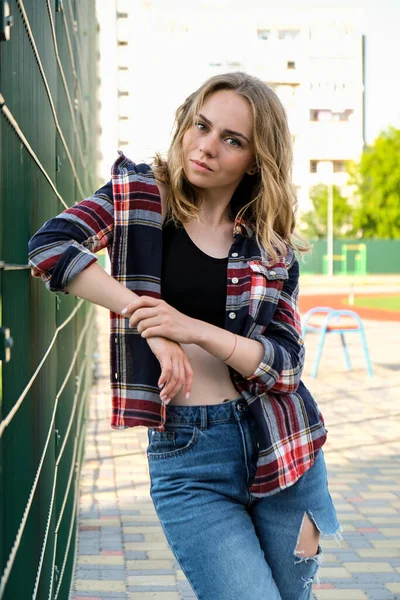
[223,333,237,362]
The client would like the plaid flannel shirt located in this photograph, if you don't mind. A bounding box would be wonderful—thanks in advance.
[28,151,327,497]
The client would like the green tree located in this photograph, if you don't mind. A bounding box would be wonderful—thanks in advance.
[300,184,354,239]
[352,126,400,238]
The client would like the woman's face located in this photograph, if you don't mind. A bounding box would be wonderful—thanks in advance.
[182,89,255,194]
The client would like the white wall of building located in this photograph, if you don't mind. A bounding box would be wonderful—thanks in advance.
[96,0,119,184]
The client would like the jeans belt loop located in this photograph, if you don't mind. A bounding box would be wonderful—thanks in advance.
[200,406,207,430]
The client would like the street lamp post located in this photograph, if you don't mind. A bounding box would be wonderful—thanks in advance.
[327,163,334,277]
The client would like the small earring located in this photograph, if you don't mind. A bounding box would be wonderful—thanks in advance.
[248,167,258,176]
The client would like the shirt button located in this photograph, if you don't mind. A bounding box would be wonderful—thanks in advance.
[231,252,238,257]
[269,270,276,276]
[232,277,239,284]
[229,312,236,320]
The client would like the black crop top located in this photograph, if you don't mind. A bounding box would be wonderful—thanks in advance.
[161,219,228,329]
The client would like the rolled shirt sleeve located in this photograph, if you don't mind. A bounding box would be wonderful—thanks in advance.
[245,256,305,394]
[28,181,114,294]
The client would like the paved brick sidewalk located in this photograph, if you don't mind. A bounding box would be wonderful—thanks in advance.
[72,307,400,600]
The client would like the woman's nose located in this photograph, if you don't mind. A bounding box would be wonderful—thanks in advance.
[200,134,218,157]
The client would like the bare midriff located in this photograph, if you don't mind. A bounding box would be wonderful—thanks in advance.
[169,343,240,406]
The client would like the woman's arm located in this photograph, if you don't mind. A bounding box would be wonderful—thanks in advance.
[67,262,193,402]
[125,257,304,394]
[65,261,138,315]
[198,258,304,394]
[28,181,114,294]
[28,179,192,401]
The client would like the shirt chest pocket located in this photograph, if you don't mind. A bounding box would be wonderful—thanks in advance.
[248,260,288,325]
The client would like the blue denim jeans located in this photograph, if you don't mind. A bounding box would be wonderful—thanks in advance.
[147,396,340,600]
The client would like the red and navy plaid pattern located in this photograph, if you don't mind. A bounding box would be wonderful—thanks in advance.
[28,151,327,497]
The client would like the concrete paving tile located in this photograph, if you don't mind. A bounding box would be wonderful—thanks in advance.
[125,542,170,551]
[147,550,176,560]
[127,575,176,586]
[124,551,149,559]
[313,590,368,599]
[74,581,126,592]
[78,556,124,565]
[80,519,121,527]
[357,548,400,558]
[126,560,174,570]
[378,527,400,536]
[318,567,352,579]
[344,562,395,573]
[371,539,400,547]
[127,594,180,599]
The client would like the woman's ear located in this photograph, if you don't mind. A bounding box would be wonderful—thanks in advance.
[246,164,258,176]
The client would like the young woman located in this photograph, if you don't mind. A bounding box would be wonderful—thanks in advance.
[28,72,340,599]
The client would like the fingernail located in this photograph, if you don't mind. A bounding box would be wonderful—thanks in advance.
[164,398,171,405]
[160,395,167,401]
[121,308,128,315]
[159,383,164,389]
[185,392,190,399]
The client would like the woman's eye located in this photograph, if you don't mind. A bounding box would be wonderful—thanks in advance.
[227,137,241,147]
[196,122,207,131]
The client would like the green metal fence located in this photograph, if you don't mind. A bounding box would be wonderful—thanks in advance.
[300,239,400,275]
[0,2,99,598]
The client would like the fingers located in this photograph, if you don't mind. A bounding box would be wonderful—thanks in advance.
[160,358,183,404]
[122,296,159,316]
[158,358,172,399]
[158,350,192,404]
[183,356,194,398]
[135,317,160,334]
[128,307,156,328]
[167,358,186,401]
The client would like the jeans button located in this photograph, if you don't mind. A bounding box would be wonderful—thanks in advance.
[236,400,247,413]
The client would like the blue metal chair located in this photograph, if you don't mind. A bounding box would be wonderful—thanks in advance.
[302,307,374,378]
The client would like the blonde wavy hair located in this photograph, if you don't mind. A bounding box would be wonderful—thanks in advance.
[153,71,309,263]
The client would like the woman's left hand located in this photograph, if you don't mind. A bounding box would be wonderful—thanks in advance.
[121,296,201,345]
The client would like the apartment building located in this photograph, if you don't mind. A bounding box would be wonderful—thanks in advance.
[96,2,365,211]
[206,12,365,211]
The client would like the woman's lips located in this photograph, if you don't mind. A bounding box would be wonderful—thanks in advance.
[190,159,212,172]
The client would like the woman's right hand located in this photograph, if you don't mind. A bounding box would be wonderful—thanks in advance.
[146,336,193,403]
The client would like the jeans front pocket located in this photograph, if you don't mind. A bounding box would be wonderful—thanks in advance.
[147,425,199,459]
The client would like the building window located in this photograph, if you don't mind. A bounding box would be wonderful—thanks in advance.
[333,161,348,173]
[287,61,295,70]
[310,160,318,173]
[257,29,271,40]
[310,109,354,122]
[279,29,300,40]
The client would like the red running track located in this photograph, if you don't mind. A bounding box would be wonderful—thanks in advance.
[298,294,400,322]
